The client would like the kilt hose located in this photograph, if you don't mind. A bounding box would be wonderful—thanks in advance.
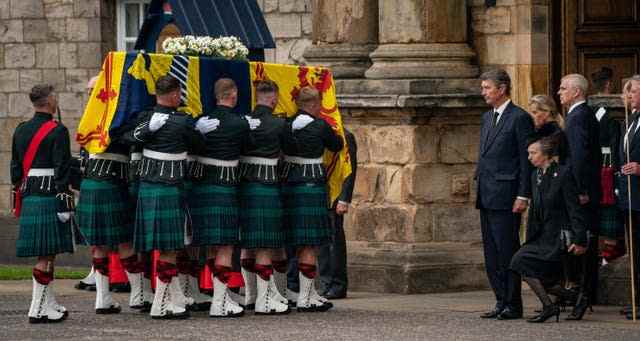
[282,182,331,247]
[76,179,133,247]
[190,183,239,246]
[239,182,285,249]
[16,195,74,257]
[134,181,187,252]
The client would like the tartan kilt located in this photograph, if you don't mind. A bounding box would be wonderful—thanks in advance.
[127,180,139,214]
[282,182,330,246]
[134,182,186,252]
[239,183,284,249]
[190,183,239,246]
[16,195,74,257]
[77,179,133,247]
[599,206,623,239]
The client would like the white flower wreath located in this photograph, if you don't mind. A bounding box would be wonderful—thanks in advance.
[162,35,249,60]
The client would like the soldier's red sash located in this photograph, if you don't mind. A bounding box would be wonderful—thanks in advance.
[13,120,58,218]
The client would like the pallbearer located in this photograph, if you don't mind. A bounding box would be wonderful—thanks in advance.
[281,86,343,312]
[131,75,201,319]
[190,78,250,318]
[11,84,74,323]
[239,80,290,314]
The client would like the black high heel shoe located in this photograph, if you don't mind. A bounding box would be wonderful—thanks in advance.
[565,295,590,321]
[527,304,560,323]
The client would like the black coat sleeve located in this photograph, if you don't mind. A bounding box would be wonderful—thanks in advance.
[322,121,343,153]
[10,124,23,188]
[337,130,357,204]
[562,170,587,246]
[124,111,154,144]
[567,113,590,194]
[515,111,535,198]
[52,126,71,193]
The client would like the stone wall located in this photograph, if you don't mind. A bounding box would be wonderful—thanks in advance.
[470,0,550,107]
[0,0,115,214]
[257,0,312,64]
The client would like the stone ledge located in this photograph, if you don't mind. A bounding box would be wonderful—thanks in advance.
[338,94,486,108]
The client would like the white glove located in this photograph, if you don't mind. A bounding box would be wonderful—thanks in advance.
[196,117,220,134]
[292,114,314,131]
[149,113,169,132]
[57,212,72,223]
[245,116,261,130]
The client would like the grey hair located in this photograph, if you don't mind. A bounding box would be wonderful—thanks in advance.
[562,74,589,96]
[480,69,511,96]
[29,84,54,107]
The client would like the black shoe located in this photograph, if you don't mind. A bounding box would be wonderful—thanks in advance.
[109,283,131,293]
[323,290,347,300]
[527,305,560,323]
[96,305,122,314]
[152,311,190,320]
[74,281,96,291]
[565,296,590,321]
[497,307,523,320]
[29,315,64,324]
[480,307,502,319]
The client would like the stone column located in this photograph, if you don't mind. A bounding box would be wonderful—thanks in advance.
[303,0,378,78]
[365,0,478,79]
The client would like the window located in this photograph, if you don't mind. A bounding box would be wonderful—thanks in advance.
[116,0,151,51]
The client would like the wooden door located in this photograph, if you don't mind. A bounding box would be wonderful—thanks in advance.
[551,0,640,94]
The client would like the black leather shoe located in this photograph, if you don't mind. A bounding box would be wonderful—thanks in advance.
[565,295,590,321]
[527,305,560,323]
[324,290,347,300]
[497,308,523,320]
[480,307,502,319]
[74,281,96,291]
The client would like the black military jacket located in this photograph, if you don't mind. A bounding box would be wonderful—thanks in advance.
[240,105,287,184]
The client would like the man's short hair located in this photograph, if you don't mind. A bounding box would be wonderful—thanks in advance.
[214,78,237,101]
[480,69,511,96]
[255,80,279,96]
[591,67,613,93]
[562,74,589,96]
[295,86,320,108]
[156,75,181,96]
[29,84,54,107]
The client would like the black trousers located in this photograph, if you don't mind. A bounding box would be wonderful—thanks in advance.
[565,203,600,303]
[480,208,523,310]
[318,211,348,294]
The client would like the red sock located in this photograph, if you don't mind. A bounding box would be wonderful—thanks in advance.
[254,264,273,281]
[120,254,143,274]
[240,258,255,272]
[93,257,109,276]
[156,260,177,284]
[272,260,288,273]
[33,268,53,285]
[213,265,232,284]
[298,263,316,279]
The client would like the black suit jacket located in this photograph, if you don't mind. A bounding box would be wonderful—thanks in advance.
[476,101,534,210]
[565,102,602,201]
[617,112,640,211]
[335,129,357,206]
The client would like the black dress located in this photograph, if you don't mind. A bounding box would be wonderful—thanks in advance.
[510,162,587,279]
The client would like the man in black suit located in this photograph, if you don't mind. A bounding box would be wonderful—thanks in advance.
[476,69,534,320]
[319,129,357,299]
[558,73,602,320]
[618,75,640,320]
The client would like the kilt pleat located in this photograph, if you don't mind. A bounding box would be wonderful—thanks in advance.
[16,195,74,257]
[282,183,330,246]
[76,179,133,247]
[190,184,239,246]
[134,182,186,252]
[239,183,284,249]
[600,206,623,239]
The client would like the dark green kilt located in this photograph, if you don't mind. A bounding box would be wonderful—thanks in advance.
[134,182,186,252]
[128,180,139,214]
[600,206,623,239]
[16,195,74,257]
[77,179,133,247]
[190,184,239,246]
[239,183,284,249]
[282,183,330,246]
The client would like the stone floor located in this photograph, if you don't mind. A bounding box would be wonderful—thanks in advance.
[1,280,640,341]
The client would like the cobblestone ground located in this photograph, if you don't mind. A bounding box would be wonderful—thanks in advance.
[1,280,640,341]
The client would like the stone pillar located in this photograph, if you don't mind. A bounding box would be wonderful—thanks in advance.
[303,0,378,78]
[365,0,478,79]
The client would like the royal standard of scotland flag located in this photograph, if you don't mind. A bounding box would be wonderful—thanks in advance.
[77,52,350,206]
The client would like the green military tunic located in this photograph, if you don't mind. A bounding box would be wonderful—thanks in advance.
[238,105,288,249]
[11,112,74,257]
[190,105,250,247]
[281,110,343,246]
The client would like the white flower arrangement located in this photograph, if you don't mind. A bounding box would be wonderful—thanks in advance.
[162,35,249,60]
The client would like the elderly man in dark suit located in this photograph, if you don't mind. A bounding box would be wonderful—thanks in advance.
[476,69,534,320]
[618,75,640,320]
[318,129,357,299]
[558,73,602,320]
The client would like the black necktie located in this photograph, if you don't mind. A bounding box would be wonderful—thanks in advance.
[626,112,639,151]
[492,110,499,128]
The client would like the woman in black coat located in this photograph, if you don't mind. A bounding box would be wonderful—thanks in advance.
[510,136,588,323]
[528,94,569,164]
